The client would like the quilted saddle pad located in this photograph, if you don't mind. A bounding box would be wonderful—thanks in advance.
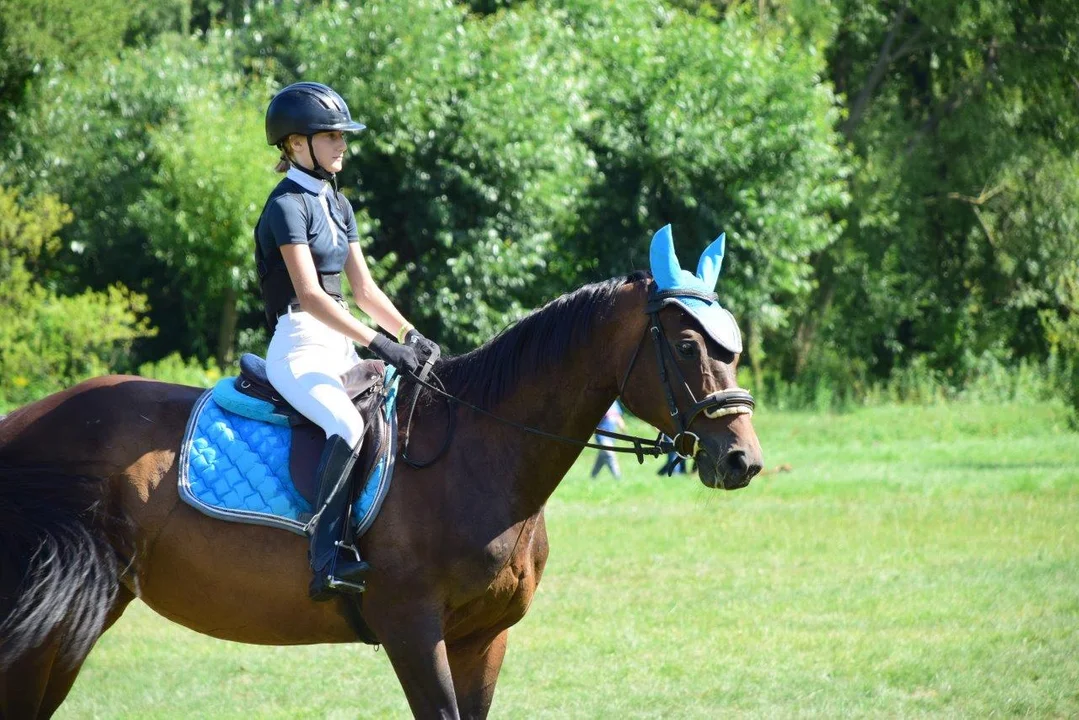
[177,371,399,537]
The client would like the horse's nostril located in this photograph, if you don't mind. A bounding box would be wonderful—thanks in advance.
[724,450,761,484]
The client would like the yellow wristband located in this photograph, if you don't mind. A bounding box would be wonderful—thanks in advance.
[396,324,414,343]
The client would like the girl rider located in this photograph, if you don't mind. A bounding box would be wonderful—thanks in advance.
[256,82,438,600]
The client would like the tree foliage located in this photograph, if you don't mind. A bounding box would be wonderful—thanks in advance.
[789,0,1079,389]
[551,0,848,368]
[132,88,279,364]
[4,33,263,360]
[0,0,1077,415]
[0,186,153,407]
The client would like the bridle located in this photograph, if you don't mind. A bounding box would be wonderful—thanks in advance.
[400,283,756,467]
[616,286,755,460]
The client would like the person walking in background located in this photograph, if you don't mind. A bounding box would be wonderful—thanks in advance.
[591,400,626,479]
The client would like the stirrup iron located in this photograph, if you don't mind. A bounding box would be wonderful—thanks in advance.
[327,576,367,594]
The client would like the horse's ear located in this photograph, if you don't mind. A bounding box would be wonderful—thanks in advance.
[696,232,726,290]
[649,224,682,289]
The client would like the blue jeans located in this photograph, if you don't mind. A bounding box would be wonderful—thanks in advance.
[590,434,621,478]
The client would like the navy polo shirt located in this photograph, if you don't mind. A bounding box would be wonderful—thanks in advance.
[255,167,360,279]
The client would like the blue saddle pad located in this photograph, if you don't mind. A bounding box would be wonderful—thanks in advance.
[177,370,399,537]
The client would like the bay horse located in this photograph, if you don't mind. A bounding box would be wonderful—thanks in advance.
[0,270,762,718]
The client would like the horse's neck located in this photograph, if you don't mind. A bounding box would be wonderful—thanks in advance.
[467,283,648,517]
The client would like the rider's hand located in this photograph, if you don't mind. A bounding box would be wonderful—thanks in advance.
[404,328,441,365]
[368,334,419,375]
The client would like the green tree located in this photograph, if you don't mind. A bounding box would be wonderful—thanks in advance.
[4,32,257,363]
[132,88,279,365]
[551,0,849,375]
[0,186,153,408]
[808,0,1079,382]
[283,0,596,350]
[0,0,133,145]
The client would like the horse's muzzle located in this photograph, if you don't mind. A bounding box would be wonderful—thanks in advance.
[697,445,762,490]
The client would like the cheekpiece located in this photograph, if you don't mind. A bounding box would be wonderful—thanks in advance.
[648,224,743,354]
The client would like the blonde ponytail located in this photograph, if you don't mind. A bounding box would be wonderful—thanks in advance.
[274,141,292,173]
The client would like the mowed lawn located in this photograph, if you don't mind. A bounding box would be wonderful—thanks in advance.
[57,402,1079,719]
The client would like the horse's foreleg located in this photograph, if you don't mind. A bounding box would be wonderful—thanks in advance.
[447,629,509,720]
[364,598,459,718]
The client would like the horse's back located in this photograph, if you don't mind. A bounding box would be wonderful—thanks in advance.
[0,375,202,469]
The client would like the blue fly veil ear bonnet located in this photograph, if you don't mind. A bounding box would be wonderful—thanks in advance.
[648,224,743,354]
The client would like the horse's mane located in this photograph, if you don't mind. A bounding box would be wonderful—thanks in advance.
[433,272,649,409]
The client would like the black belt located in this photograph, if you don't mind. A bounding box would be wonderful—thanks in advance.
[276,301,303,318]
[276,296,348,319]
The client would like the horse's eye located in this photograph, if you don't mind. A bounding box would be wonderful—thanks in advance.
[676,340,697,358]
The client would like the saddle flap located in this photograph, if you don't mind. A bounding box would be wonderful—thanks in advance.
[288,380,389,507]
[341,359,386,399]
[287,402,388,510]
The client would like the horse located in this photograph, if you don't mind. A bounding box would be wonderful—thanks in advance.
[0,234,762,718]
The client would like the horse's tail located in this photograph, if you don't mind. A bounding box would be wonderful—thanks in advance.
[0,467,133,670]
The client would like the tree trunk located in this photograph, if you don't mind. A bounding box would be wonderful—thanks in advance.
[742,315,764,393]
[180,0,191,35]
[217,284,238,367]
[792,251,838,375]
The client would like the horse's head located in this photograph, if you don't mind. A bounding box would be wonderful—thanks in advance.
[618,225,763,490]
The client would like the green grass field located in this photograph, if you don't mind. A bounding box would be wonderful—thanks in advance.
[56,402,1079,719]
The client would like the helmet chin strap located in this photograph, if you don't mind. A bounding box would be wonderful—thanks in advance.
[296,135,339,194]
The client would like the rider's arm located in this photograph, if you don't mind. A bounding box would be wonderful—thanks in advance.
[343,243,413,341]
[280,243,379,346]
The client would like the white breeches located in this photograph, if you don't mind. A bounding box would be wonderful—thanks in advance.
[266,306,366,447]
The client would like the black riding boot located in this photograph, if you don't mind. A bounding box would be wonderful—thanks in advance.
[308,434,371,601]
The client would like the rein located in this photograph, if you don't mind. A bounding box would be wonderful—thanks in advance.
[400,370,674,468]
[399,284,756,468]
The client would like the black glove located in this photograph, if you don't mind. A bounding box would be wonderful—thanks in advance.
[368,334,419,375]
[404,328,441,366]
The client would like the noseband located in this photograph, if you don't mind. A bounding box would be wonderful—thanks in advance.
[618,287,755,459]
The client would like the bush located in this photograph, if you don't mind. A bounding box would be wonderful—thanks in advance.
[137,352,225,389]
[0,186,154,408]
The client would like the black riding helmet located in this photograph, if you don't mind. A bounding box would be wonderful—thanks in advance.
[265,82,366,181]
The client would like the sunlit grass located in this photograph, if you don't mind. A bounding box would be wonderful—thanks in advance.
[57,401,1079,718]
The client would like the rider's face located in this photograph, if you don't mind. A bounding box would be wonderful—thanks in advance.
[290,131,347,174]
[311,131,347,173]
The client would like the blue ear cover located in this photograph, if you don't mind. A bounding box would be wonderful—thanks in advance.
[695,233,725,290]
[646,225,743,354]
[649,225,683,290]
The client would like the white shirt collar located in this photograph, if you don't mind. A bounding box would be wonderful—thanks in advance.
[286,166,331,196]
